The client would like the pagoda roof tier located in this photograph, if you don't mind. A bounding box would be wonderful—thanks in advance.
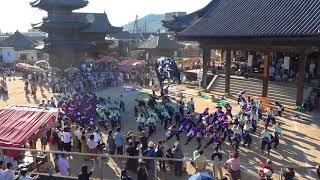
[75,13,122,33]
[32,13,122,34]
[45,40,90,50]
[32,21,89,32]
[162,0,221,32]
[30,0,88,11]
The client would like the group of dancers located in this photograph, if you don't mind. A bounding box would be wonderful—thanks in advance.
[134,90,284,155]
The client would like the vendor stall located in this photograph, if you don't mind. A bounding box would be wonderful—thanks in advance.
[0,105,58,157]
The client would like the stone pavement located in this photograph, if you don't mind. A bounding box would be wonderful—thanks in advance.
[1,77,319,179]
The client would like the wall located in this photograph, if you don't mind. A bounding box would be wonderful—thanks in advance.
[0,47,18,63]
[17,50,38,61]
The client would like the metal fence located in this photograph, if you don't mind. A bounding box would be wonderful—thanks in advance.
[0,147,317,180]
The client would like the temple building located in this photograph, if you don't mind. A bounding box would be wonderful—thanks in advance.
[0,31,41,63]
[30,0,122,68]
[178,0,320,106]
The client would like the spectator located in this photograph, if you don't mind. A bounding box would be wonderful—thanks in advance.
[125,140,139,171]
[19,168,38,180]
[63,127,72,152]
[211,146,223,179]
[172,141,184,176]
[0,161,4,180]
[255,158,274,180]
[57,154,71,176]
[225,151,241,180]
[78,162,95,180]
[87,134,98,160]
[156,140,166,171]
[40,133,48,150]
[283,167,295,180]
[137,161,148,180]
[147,141,157,179]
[107,130,116,155]
[191,145,201,167]
[121,169,133,180]
[114,127,125,155]
[3,162,14,180]
[195,150,207,171]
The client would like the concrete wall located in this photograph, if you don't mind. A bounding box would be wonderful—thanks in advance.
[0,47,18,63]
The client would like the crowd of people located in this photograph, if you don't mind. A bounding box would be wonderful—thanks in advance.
[0,60,319,180]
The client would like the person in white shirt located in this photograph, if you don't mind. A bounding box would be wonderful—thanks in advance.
[63,127,72,152]
[3,162,15,180]
[57,154,71,176]
[0,161,4,180]
[75,127,84,152]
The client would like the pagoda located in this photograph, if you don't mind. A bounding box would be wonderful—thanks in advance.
[30,0,122,68]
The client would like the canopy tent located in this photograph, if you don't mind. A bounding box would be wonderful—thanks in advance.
[0,105,58,157]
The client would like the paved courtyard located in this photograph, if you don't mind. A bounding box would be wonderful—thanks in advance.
[1,76,319,179]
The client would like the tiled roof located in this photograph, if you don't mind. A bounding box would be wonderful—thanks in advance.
[179,0,320,38]
[138,34,184,50]
[162,0,221,32]
[0,31,38,51]
[76,13,122,34]
[30,0,88,10]
[110,31,154,41]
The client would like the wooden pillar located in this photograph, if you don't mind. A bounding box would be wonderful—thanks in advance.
[225,49,231,94]
[202,48,211,88]
[296,53,307,106]
[262,51,269,97]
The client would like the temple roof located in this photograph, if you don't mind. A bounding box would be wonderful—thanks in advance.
[179,0,320,39]
[110,31,154,41]
[75,13,122,33]
[162,0,221,32]
[0,31,39,51]
[138,34,184,50]
[30,0,88,11]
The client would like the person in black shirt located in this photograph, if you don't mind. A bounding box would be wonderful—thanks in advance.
[137,161,148,180]
[211,146,223,179]
[78,162,95,180]
[283,168,295,180]
[121,169,133,180]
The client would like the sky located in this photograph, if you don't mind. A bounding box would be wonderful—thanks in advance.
[0,0,211,33]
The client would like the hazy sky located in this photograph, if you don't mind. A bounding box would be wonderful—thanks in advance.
[0,0,211,33]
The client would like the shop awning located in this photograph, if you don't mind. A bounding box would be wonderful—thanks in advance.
[0,105,58,148]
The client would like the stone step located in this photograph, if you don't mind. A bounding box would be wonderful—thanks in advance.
[211,84,297,99]
[209,76,304,107]
[215,78,299,92]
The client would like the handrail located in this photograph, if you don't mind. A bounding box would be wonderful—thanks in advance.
[0,146,316,169]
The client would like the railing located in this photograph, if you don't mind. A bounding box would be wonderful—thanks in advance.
[0,147,316,180]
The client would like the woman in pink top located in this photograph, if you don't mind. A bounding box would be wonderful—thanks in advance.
[225,151,241,180]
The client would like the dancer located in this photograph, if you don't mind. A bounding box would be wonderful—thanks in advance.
[261,127,272,154]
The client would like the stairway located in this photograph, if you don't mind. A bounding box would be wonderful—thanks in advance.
[209,76,309,108]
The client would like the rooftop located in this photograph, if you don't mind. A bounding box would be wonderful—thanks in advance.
[30,0,89,11]
[0,31,39,51]
[162,0,221,32]
[138,34,184,50]
[179,0,320,39]
[110,31,155,41]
